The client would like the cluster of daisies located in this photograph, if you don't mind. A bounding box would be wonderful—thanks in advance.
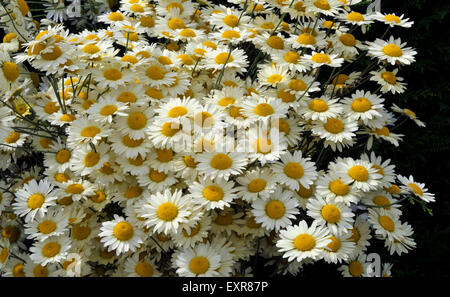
[0,0,434,277]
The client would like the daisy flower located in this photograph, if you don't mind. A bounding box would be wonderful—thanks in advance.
[140,189,192,235]
[189,177,237,210]
[305,51,345,68]
[347,215,372,254]
[360,152,396,188]
[87,97,128,123]
[288,30,328,50]
[70,142,110,177]
[339,10,373,27]
[204,47,249,72]
[242,95,289,123]
[12,179,57,223]
[369,68,405,94]
[196,152,248,181]
[391,104,425,127]
[336,158,383,192]
[30,236,71,265]
[367,208,403,241]
[366,36,417,65]
[271,150,318,191]
[371,12,414,28]
[251,187,300,232]
[155,97,201,122]
[306,196,355,235]
[276,220,331,262]
[257,64,290,88]
[124,253,162,277]
[306,0,343,16]
[338,252,370,277]
[235,168,277,203]
[300,96,344,122]
[66,117,112,148]
[253,32,288,56]
[115,105,153,140]
[341,90,384,124]
[174,243,221,277]
[315,171,361,205]
[397,175,435,203]
[24,209,69,242]
[322,231,356,264]
[99,215,145,255]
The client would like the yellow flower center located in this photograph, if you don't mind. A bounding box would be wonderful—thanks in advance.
[283,51,300,64]
[329,180,349,196]
[248,179,267,193]
[254,138,272,154]
[373,195,390,208]
[324,118,344,134]
[314,0,330,10]
[311,53,331,64]
[202,185,224,201]
[4,132,21,144]
[189,256,209,275]
[44,102,60,114]
[408,183,423,196]
[267,74,283,84]
[339,33,356,47]
[82,44,100,54]
[385,184,401,195]
[54,173,69,183]
[222,30,241,39]
[349,261,363,277]
[146,65,165,80]
[103,68,122,81]
[72,224,91,240]
[156,148,174,163]
[289,79,307,91]
[384,14,401,24]
[210,153,232,170]
[116,91,136,103]
[27,193,45,209]
[347,12,364,22]
[145,87,163,99]
[215,213,233,225]
[130,3,144,13]
[108,12,124,21]
[33,265,48,277]
[38,220,57,234]
[293,234,316,251]
[168,17,185,30]
[265,200,285,219]
[157,202,179,221]
[254,103,274,116]
[3,32,17,43]
[351,97,372,112]
[161,122,180,137]
[125,186,143,199]
[113,222,134,241]
[266,35,284,49]
[122,135,143,147]
[128,112,147,130]
[13,263,25,277]
[84,152,100,167]
[135,262,153,277]
[168,106,188,118]
[375,126,390,136]
[215,52,234,64]
[42,242,61,258]
[66,184,84,194]
[297,184,313,198]
[90,191,106,203]
[41,46,62,61]
[348,165,369,181]
[297,33,316,45]
[223,14,239,27]
[140,15,155,28]
[383,44,403,57]
[381,71,397,84]
[0,248,9,264]
[321,204,341,223]
[378,215,395,232]
[326,236,341,252]
[294,1,305,12]
[349,228,360,243]
[309,99,328,112]
[184,156,198,168]
[284,162,304,179]
[2,62,19,82]
[149,169,167,182]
